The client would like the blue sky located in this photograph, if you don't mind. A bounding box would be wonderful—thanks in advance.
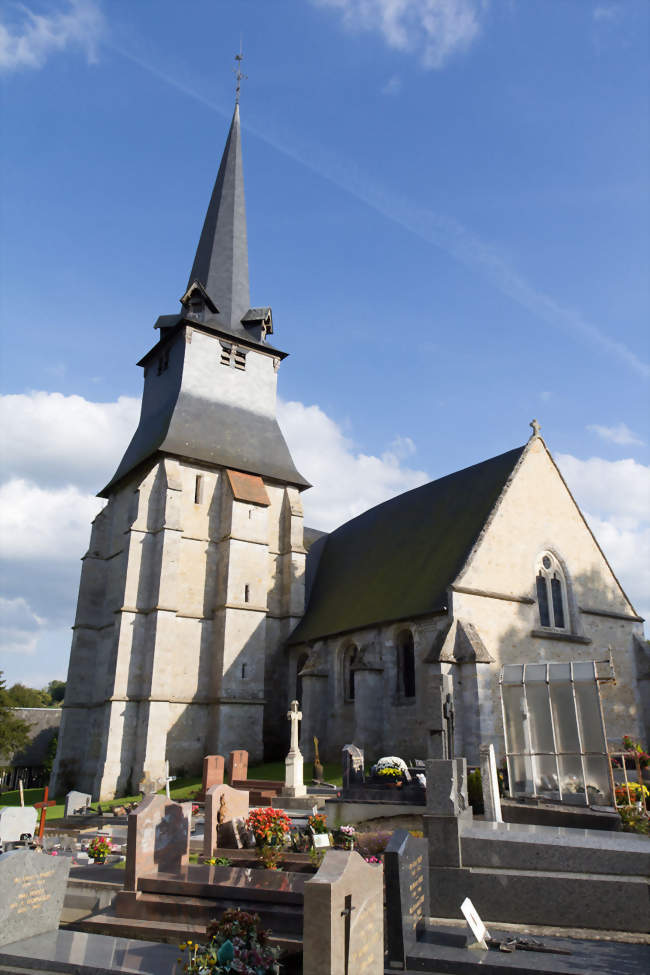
[0,0,648,686]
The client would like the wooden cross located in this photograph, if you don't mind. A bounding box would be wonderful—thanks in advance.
[34,786,56,840]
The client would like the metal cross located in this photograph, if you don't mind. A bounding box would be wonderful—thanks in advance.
[443,693,455,760]
[234,44,247,104]
[341,894,356,975]
[529,418,541,439]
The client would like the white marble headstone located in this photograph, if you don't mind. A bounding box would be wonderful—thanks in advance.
[0,807,37,846]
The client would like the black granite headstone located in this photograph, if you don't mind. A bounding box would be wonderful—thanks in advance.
[385,828,430,970]
[342,743,364,789]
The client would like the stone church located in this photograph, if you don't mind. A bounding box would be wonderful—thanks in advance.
[51,104,648,802]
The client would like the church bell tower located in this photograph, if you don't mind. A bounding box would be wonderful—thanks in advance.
[51,102,309,800]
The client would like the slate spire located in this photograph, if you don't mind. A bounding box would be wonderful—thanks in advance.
[187,103,250,329]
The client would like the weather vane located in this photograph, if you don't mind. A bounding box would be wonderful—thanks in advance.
[234,42,247,104]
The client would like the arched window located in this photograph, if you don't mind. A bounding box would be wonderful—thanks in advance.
[535,552,568,630]
[342,645,357,702]
[295,652,309,705]
[396,630,416,699]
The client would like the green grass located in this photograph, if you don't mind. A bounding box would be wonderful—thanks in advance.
[0,761,345,826]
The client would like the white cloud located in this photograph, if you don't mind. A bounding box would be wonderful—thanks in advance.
[278,399,429,530]
[0,0,104,73]
[593,4,620,21]
[0,479,104,561]
[0,597,43,656]
[556,453,650,619]
[587,422,644,447]
[0,391,139,490]
[381,73,402,94]
[313,0,483,68]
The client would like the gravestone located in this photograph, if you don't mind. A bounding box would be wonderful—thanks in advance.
[342,744,364,789]
[227,749,248,784]
[203,784,249,858]
[303,850,383,975]
[0,848,71,947]
[199,754,225,798]
[123,794,191,892]
[479,743,503,823]
[0,806,37,847]
[64,790,92,818]
[385,829,430,970]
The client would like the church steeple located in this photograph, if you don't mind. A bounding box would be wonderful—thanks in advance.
[186,104,250,330]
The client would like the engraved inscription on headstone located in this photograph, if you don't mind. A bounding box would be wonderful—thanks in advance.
[0,848,71,947]
[385,829,430,969]
[303,850,383,975]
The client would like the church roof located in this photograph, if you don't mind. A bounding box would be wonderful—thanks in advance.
[288,445,526,644]
[187,103,250,331]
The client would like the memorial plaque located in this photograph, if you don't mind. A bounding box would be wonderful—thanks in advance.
[385,829,430,969]
[0,848,71,947]
[0,806,37,846]
[313,833,331,849]
[303,850,383,975]
[461,896,490,950]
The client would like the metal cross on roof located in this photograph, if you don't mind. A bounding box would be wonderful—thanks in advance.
[234,45,247,104]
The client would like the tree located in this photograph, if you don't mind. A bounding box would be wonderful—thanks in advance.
[5,683,51,708]
[0,673,30,759]
[46,680,66,705]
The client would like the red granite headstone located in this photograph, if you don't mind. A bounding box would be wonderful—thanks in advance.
[203,783,250,857]
[124,794,191,892]
[200,755,225,797]
[227,749,248,784]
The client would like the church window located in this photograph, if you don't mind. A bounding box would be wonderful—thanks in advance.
[234,348,247,370]
[396,630,416,699]
[220,342,232,366]
[342,645,357,702]
[244,584,250,603]
[194,475,203,504]
[535,552,568,630]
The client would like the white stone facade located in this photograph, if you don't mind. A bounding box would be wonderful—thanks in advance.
[296,438,648,767]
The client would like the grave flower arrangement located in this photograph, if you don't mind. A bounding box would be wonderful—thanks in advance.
[622,735,649,769]
[178,909,280,974]
[615,782,649,806]
[245,807,291,847]
[307,813,328,834]
[371,755,407,783]
[334,824,356,849]
[87,836,111,863]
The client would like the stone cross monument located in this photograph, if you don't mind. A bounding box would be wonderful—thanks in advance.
[283,700,307,797]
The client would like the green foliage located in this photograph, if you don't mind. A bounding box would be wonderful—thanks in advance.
[179,909,280,974]
[47,681,66,705]
[467,768,484,814]
[43,734,58,775]
[5,683,51,708]
[618,805,649,835]
[0,673,31,757]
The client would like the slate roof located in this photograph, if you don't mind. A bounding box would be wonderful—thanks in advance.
[288,445,526,645]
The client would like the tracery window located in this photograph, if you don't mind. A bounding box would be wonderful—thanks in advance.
[535,552,568,630]
[396,630,416,699]
[342,645,357,702]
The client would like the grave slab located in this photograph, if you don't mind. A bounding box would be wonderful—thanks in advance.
[385,828,430,970]
[0,928,179,974]
[203,783,249,857]
[123,794,191,892]
[64,791,92,818]
[228,749,248,784]
[0,848,71,947]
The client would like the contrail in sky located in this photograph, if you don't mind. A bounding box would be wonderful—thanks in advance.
[114,45,650,380]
